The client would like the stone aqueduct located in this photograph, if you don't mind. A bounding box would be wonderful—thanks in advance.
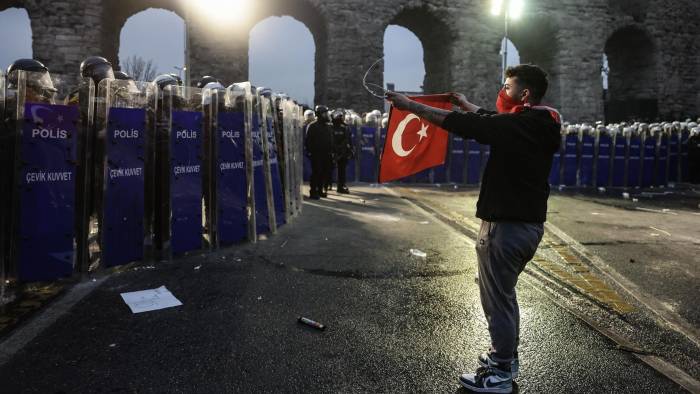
[1,0,699,122]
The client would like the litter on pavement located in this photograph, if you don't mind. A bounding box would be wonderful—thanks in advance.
[120,286,182,314]
[409,248,427,258]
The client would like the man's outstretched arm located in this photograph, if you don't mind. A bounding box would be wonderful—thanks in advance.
[385,92,451,128]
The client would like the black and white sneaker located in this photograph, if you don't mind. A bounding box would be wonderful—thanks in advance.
[478,352,519,379]
[458,366,512,393]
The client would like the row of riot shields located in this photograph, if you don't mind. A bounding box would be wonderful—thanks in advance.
[550,125,691,188]
[0,71,304,286]
[303,118,691,188]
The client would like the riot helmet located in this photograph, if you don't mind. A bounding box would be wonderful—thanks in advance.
[331,109,344,125]
[168,73,184,86]
[303,109,315,124]
[6,58,57,102]
[114,70,133,81]
[201,81,225,106]
[315,105,330,122]
[80,56,114,86]
[196,75,219,89]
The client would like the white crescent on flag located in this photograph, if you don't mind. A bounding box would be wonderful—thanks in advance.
[391,113,428,157]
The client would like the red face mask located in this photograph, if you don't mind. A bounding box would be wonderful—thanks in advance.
[495,88,523,114]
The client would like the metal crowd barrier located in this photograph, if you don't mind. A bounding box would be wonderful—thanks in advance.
[0,72,305,287]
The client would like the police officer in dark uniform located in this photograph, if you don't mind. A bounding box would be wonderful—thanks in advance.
[1,59,58,276]
[304,105,333,199]
[330,109,352,194]
[196,75,220,89]
[81,56,115,88]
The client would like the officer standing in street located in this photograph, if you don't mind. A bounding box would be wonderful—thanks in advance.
[330,109,352,194]
[305,105,333,199]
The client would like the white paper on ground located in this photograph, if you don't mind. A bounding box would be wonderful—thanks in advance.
[120,286,183,314]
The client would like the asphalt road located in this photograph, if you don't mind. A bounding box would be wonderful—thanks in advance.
[0,186,689,393]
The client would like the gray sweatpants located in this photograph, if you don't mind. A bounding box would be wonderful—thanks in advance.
[475,220,544,363]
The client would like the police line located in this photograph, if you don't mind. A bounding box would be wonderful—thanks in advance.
[0,71,305,284]
[304,114,694,187]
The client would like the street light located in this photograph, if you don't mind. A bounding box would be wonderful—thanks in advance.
[182,0,251,86]
[491,0,524,80]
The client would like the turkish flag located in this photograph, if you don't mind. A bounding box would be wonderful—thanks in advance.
[379,94,453,183]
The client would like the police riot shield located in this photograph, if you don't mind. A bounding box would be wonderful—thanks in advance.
[211,83,253,246]
[668,124,680,183]
[466,139,482,184]
[158,84,206,257]
[611,127,628,187]
[260,91,285,230]
[292,103,305,215]
[251,90,272,235]
[627,128,642,188]
[281,98,304,219]
[561,126,579,186]
[579,126,595,187]
[656,128,669,186]
[449,135,466,184]
[680,125,690,182]
[274,97,292,223]
[94,78,154,267]
[640,127,656,187]
[2,70,93,283]
[594,126,613,188]
[359,118,378,182]
[548,129,564,186]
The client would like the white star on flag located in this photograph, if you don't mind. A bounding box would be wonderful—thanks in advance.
[417,123,428,141]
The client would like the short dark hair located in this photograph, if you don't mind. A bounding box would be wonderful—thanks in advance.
[505,64,548,104]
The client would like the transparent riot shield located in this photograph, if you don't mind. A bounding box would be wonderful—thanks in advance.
[561,125,579,186]
[579,125,595,187]
[2,70,93,284]
[279,98,296,220]
[156,85,206,257]
[93,78,154,268]
[213,82,254,246]
[594,126,613,188]
[627,127,642,188]
[640,125,657,187]
[250,90,273,235]
[260,91,286,231]
[293,104,305,215]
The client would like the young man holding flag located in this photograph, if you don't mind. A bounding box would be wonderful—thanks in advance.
[386,64,561,393]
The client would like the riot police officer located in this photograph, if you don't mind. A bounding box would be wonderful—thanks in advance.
[305,105,333,199]
[1,59,58,277]
[80,56,114,87]
[196,75,220,89]
[330,109,352,194]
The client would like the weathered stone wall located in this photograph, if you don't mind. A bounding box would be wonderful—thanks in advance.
[1,0,699,122]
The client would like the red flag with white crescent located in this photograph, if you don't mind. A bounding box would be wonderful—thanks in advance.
[379,94,453,183]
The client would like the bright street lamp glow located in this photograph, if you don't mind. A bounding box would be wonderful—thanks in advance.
[509,0,524,20]
[490,0,504,16]
[196,0,250,24]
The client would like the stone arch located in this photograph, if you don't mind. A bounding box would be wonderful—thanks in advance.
[383,5,456,94]
[383,25,425,94]
[247,0,328,103]
[603,25,658,122]
[0,5,33,70]
[507,13,560,105]
[249,16,315,106]
[100,0,185,73]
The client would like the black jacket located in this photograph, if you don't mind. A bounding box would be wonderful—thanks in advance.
[441,107,561,223]
[331,123,352,159]
[305,120,333,157]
